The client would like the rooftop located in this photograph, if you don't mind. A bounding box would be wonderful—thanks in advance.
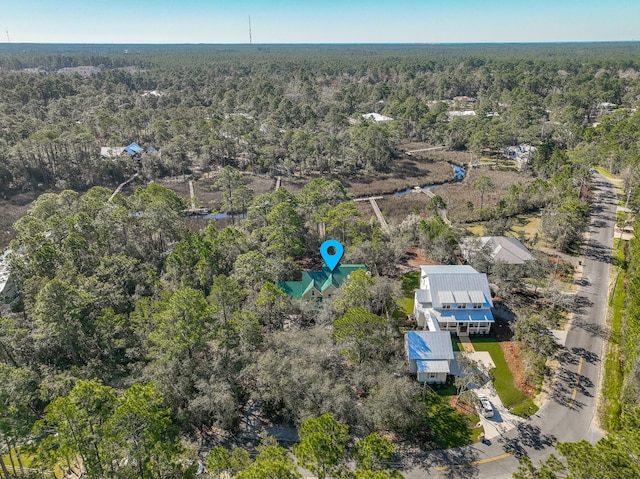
[406,331,455,361]
[416,360,451,374]
[277,264,367,299]
[421,265,478,276]
[460,236,534,265]
[362,112,393,123]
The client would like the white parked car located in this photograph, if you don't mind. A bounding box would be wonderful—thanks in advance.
[475,393,494,418]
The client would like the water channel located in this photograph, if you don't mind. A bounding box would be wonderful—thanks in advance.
[392,163,466,197]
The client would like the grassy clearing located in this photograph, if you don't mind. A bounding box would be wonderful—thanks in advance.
[595,166,615,180]
[470,336,538,417]
[601,239,626,431]
[511,214,542,244]
[2,449,58,477]
[466,224,484,236]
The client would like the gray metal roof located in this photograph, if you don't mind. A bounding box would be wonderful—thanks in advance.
[428,273,493,308]
[438,290,454,304]
[421,265,478,276]
[406,331,455,361]
[417,360,451,373]
[416,289,431,304]
[460,236,534,265]
[453,290,471,304]
[469,290,487,304]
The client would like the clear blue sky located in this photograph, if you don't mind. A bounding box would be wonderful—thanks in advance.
[3,0,639,44]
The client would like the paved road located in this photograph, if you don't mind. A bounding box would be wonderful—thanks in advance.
[401,172,617,478]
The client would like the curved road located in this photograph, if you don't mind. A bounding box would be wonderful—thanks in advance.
[403,172,617,478]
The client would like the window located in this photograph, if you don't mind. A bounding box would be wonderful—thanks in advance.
[474,303,483,309]
[442,303,451,309]
[457,303,467,309]
[429,373,436,378]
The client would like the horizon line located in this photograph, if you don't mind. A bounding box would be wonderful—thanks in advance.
[1,40,639,46]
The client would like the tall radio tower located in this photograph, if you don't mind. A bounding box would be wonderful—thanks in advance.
[6,30,10,43]
[249,15,252,44]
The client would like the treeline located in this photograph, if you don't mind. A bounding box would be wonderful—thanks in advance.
[2,43,640,196]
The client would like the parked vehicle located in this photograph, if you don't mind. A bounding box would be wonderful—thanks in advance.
[475,393,494,418]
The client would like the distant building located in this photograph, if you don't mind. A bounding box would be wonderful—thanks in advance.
[446,110,476,119]
[460,236,534,266]
[276,265,367,302]
[57,66,101,77]
[141,90,163,97]
[123,142,145,156]
[101,142,155,160]
[362,112,394,123]
[100,147,127,159]
[504,144,536,169]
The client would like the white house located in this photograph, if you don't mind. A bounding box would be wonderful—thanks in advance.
[446,110,476,119]
[414,265,493,336]
[405,330,454,384]
[362,112,393,123]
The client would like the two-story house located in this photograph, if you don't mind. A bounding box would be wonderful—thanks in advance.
[414,265,494,336]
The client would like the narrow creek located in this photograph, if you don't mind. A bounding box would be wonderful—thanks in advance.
[392,163,466,197]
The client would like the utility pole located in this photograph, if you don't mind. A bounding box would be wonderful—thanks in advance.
[248,15,252,44]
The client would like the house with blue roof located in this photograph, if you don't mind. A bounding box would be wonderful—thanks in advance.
[405,331,455,384]
[276,264,367,302]
[414,265,494,336]
[123,142,145,156]
[100,142,155,159]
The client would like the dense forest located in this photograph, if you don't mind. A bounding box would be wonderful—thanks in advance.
[1,43,640,478]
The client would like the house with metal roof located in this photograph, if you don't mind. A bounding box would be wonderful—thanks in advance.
[276,264,367,302]
[124,142,145,156]
[405,331,454,384]
[100,142,153,159]
[460,236,534,266]
[362,112,393,123]
[414,265,494,336]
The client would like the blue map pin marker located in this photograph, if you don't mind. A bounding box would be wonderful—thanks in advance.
[320,239,344,272]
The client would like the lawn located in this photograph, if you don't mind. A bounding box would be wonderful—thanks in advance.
[469,335,538,417]
[401,270,420,295]
[394,271,418,323]
[601,239,626,431]
[395,297,414,316]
